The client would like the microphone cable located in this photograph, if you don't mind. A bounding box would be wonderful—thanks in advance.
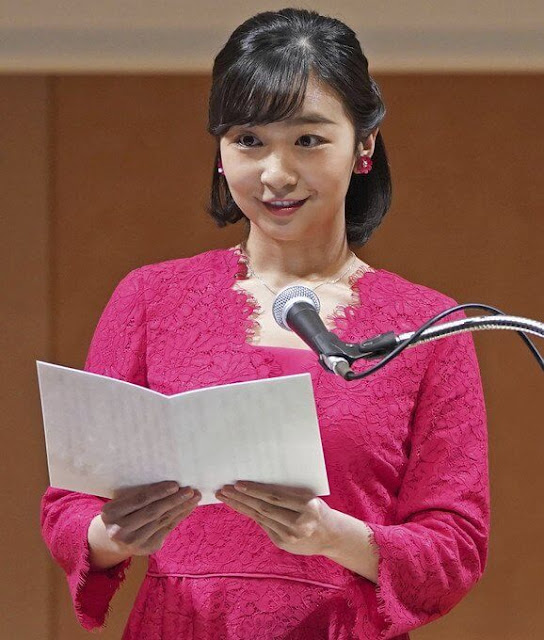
[271,285,544,381]
[344,303,544,381]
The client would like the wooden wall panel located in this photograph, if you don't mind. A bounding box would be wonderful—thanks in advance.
[51,74,240,370]
[0,76,51,639]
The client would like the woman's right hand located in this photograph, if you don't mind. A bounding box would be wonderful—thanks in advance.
[88,481,201,568]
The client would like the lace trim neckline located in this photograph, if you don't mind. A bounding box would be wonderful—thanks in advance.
[227,245,379,352]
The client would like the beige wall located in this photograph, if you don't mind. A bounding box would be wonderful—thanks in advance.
[1,73,543,639]
[2,1,544,71]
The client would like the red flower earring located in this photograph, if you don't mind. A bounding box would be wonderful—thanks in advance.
[355,155,373,175]
[217,159,224,174]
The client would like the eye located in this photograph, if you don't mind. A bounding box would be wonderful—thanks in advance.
[234,132,326,149]
[235,134,261,148]
[297,134,324,148]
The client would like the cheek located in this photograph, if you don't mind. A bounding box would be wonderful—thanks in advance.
[224,162,256,196]
[305,148,354,185]
[223,169,261,215]
[308,165,352,197]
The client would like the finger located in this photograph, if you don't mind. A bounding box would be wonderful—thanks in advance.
[109,489,196,532]
[141,520,184,554]
[260,522,282,544]
[109,493,201,546]
[160,499,200,532]
[136,499,196,540]
[232,482,313,511]
[221,492,298,528]
[104,481,181,518]
[112,480,179,501]
[219,492,295,532]
[221,485,304,522]
[135,494,202,549]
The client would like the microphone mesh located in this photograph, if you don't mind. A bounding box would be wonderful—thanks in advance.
[272,285,321,330]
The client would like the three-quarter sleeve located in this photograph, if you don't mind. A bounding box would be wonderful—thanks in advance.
[348,307,490,639]
[40,268,147,630]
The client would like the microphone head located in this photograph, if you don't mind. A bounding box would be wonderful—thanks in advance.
[272,285,321,330]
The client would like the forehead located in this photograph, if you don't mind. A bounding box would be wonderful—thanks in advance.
[238,77,349,130]
[301,76,346,118]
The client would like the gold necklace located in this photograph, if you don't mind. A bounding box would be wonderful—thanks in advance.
[237,243,359,296]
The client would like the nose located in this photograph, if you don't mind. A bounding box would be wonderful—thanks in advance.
[260,153,298,192]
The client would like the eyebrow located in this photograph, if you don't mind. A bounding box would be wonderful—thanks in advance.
[235,113,338,129]
[283,113,338,126]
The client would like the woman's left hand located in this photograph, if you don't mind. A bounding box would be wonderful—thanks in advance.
[215,481,338,557]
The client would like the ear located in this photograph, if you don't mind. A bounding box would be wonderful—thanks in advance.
[352,127,379,174]
[357,127,379,157]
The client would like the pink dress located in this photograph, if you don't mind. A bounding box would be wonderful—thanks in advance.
[40,248,490,639]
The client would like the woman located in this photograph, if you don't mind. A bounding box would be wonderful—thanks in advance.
[40,8,489,639]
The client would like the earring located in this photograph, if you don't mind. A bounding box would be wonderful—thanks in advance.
[217,159,224,174]
[355,155,372,175]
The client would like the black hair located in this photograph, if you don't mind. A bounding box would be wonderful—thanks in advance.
[206,7,392,247]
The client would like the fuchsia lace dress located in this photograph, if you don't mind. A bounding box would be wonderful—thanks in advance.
[40,248,490,639]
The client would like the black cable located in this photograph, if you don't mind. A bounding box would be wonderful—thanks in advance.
[345,303,544,381]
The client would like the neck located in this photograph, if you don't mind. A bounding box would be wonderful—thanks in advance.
[241,225,354,291]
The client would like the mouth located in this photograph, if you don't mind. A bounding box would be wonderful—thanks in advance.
[262,197,309,216]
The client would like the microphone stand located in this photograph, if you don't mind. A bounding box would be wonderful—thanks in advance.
[310,304,544,381]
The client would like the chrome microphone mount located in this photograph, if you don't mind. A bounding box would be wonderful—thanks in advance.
[342,304,544,380]
[272,285,544,381]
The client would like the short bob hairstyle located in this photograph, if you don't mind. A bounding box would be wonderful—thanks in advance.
[206,7,392,248]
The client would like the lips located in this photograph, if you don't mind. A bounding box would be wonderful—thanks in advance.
[265,198,306,205]
[262,197,309,216]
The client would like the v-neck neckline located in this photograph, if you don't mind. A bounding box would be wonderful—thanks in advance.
[227,246,381,354]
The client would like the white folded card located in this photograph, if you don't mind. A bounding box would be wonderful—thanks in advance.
[36,361,330,505]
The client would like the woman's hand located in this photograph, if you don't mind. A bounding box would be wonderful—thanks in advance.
[215,481,339,557]
[88,481,201,568]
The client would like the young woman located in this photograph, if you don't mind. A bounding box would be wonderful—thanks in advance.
[41,8,489,639]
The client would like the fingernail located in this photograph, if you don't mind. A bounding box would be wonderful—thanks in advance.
[166,483,179,494]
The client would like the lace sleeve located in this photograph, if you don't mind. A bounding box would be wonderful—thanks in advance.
[39,268,147,630]
[348,306,490,639]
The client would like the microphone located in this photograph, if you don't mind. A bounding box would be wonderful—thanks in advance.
[273,288,544,381]
[272,285,353,376]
